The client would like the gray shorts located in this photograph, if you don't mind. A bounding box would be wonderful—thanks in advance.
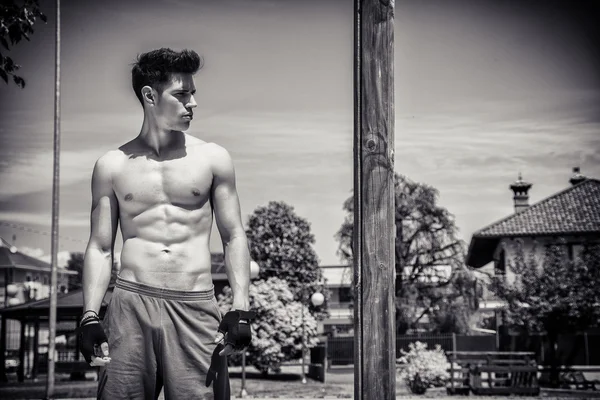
[97,276,230,400]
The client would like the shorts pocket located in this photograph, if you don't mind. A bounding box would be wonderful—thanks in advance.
[210,297,222,320]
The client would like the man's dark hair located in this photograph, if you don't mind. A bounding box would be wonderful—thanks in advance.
[131,48,202,106]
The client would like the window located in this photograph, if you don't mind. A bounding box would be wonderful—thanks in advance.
[566,243,579,261]
[338,287,353,303]
[495,250,506,275]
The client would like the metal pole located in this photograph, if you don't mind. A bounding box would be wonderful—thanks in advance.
[239,352,248,397]
[46,0,61,397]
[301,290,306,384]
[584,332,589,366]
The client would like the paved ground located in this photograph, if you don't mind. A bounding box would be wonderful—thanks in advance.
[53,394,600,400]
[3,365,600,399]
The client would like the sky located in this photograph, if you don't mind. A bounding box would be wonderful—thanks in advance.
[1,0,599,269]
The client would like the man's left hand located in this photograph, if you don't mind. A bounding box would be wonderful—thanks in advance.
[213,309,256,356]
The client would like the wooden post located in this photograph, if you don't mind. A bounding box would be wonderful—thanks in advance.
[32,320,40,379]
[453,332,457,353]
[353,0,396,399]
[18,321,26,382]
[75,318,81,361]
[0,315,6,382]
[3,270,7,307]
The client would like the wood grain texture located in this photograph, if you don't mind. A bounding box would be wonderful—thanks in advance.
[353,0,396,399]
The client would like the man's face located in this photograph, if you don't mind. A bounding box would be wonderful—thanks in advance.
[153,72,197,132]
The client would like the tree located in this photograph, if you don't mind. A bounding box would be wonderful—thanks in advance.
[217,277,319,374]
[490,241,600,386]
[336,173,478,334]
[215,201,329,372]
[66,251,119,291]
[1,0,46,88]
[245,201,330,320]
[66,252,84,291]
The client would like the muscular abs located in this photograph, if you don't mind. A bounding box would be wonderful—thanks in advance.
[113,142,216,290]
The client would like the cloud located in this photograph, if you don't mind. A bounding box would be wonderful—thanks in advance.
[0,144,115,199]
[17,246,45,259]
[0,110,138,199]
[2,95,599,265]
[395,94,600,183]
[39,251,71,269]
[18,246,71,269]
[0,211,90,230]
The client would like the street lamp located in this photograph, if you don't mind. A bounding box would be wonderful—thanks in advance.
[301,290,325,384]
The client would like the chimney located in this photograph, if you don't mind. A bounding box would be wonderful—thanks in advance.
[569,167,586,186]
[509,173,532,213]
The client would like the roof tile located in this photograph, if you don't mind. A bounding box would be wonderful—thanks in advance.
[474,179,600,237]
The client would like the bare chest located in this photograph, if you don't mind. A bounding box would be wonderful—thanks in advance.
[113,156,213,214]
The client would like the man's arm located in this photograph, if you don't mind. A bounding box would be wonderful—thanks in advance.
[82,154,119,315]
[209,144,250,312]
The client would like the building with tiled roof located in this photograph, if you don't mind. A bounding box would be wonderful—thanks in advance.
[0,238,77,308]
[466,168,600,328]
[467,168,600,270]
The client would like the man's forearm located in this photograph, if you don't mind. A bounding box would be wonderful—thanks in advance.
[82,246,113,314]
[223,235,251,311]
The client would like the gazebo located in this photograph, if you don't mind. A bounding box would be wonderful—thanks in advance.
[0,285,113,382]
[0,252,233,383]
[0,238,77,307]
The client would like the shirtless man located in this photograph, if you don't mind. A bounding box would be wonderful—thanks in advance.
[78,48,254,400]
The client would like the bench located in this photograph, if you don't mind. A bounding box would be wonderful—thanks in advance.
[446,351,540,396]
[470,365,540,396]
[562,371,599,391]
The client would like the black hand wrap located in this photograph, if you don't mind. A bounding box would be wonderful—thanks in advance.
[205,343,231,399]
[78,315,108,364]
[217,310,256,351]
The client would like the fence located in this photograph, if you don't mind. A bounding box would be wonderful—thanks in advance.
[500,333,600,366]
[327,334,496,366]
[327,333,600,367]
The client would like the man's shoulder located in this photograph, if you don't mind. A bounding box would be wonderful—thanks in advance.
[94,149,125,171]
[187,137,231,160]
[200,141,231,159]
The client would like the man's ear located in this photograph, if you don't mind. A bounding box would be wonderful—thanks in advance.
[141,86,155,105]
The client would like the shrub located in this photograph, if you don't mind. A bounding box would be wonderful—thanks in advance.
[217,277,319,374]
[397,341,450,394]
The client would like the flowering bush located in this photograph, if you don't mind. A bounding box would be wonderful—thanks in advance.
[397,341,450,394]
[218,277,319,374]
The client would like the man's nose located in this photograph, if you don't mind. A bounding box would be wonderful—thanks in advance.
[187,95,198,108]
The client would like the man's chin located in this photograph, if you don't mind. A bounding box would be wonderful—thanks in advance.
[174,122,191,132]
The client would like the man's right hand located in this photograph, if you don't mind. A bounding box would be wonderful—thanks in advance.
[79,322,111,366]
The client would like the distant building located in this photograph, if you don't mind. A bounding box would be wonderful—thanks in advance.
[466,167,600,327]
[320,265,354,335]
[318,263,458,335]
[0,238,77,308]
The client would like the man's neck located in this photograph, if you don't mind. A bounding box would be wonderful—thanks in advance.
[138,117,183,156]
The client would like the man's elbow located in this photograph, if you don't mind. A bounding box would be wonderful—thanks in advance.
[221,229,248,247]
[86,239,113,259]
